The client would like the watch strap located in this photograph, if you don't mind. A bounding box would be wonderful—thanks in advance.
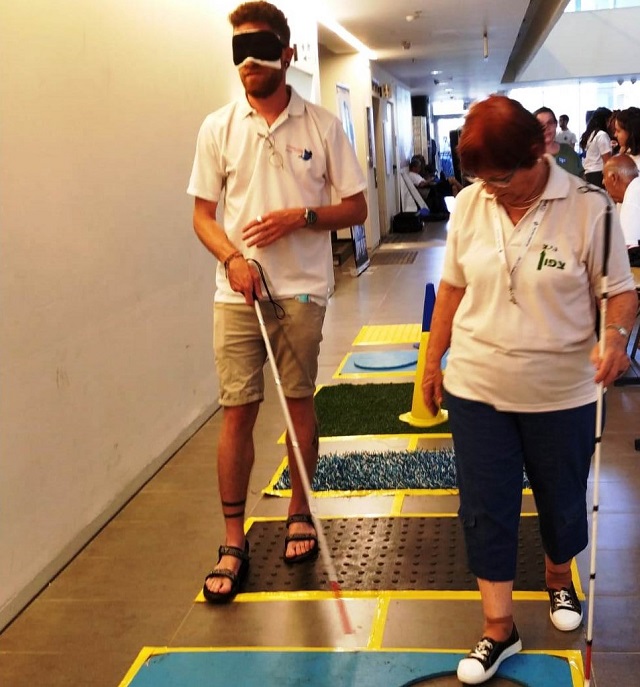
[606,324,630,338]
[303,207,317,226]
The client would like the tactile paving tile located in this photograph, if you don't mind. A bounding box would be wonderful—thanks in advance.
[352,323,421,346]
[243,516,545,594]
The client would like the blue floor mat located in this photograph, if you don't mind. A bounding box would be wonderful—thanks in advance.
[352,350,419,370]
[337,351,418,376]
[125,649,577,687]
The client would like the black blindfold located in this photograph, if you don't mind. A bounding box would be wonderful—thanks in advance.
[232,31,284,66]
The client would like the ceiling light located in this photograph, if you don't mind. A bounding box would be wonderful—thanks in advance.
[483,31,489,60]
[316,12,378,61]
[430,70,442,76]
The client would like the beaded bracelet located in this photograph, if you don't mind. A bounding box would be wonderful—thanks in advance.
[223,251,243,278]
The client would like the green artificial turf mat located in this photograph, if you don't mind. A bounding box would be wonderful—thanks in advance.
[315,383,450,436]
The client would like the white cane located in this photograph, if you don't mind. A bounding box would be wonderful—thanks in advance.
[584,201,613,687]
[254,298,354,636]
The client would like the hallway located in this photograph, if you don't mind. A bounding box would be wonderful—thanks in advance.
[1,222,639,686]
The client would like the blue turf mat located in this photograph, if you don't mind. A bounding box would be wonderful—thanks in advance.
[126,649,576,687]
[270,449,531,492]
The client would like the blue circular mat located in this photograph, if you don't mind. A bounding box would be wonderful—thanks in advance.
[352,351,418,370]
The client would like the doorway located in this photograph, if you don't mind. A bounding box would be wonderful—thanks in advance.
[434,115,465,177]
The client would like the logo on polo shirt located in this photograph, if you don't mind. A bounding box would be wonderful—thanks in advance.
[286,144,312,160]
[537,243,566,271]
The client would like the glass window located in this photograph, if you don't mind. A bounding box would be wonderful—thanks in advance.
[565,0,640,11]
[509,79,639,148]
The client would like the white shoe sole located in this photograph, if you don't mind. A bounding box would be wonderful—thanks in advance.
[457,638,523,684]
[550,608,583,631]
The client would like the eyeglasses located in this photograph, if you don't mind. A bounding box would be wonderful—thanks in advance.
[258,133,284,169]
[468,165,520,188]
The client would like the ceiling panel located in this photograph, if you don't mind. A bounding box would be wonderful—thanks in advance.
[316,0,567,103]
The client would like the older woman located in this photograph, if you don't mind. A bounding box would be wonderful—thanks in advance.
[422,95,637,685]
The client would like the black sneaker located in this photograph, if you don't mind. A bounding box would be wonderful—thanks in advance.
[548,583,582,631]
[457,625,522,684]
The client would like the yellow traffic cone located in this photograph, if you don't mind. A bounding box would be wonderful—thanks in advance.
[399,283,448,427]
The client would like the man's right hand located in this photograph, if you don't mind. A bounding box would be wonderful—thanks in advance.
[227,256,263,304]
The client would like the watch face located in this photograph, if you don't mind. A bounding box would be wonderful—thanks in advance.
[305,208,318,226]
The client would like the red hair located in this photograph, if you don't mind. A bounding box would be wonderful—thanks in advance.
[458,95,544,175]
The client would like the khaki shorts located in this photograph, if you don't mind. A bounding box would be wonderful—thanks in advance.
[213,299,326,406]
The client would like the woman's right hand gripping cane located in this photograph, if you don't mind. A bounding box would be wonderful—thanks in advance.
[422,361,444,417]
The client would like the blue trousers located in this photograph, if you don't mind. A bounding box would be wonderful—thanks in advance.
[445,391,597,581]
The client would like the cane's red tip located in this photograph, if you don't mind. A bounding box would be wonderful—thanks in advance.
[329,581,355,635]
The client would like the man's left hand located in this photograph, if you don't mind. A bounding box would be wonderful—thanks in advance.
[242,209,303,248]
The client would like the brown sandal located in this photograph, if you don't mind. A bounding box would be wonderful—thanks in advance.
[283,514,319,565]
[203,541,250,604]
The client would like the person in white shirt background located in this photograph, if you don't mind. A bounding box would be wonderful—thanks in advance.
[407,156,433,199]
[603,153,640,248]
[555,114,577,150]
[580,107,613,188]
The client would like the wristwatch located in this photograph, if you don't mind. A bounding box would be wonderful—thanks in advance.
[303,207,318,226]
[606,324,630,338]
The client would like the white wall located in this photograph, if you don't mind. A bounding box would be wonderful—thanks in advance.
[281,0,321,102]
[519,7,640,82]
[0,0,247,629]
[394,85,415,169]
[370,64,414,236]
[318,51,379,248]
[0,0,326,632]
[316,54,414,247]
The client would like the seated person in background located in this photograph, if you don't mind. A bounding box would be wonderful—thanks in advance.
[603,154,640,248]
[407,156,433,199]
[534,107,583,178]
[555,114,577,150]
[407,156,450,217]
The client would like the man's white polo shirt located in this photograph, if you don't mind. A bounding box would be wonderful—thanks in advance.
[188,88,366,304]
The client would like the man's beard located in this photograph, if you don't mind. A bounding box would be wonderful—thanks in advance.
[241,67,283,99]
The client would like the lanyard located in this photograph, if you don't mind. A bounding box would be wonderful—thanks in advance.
[492,199,549,304]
